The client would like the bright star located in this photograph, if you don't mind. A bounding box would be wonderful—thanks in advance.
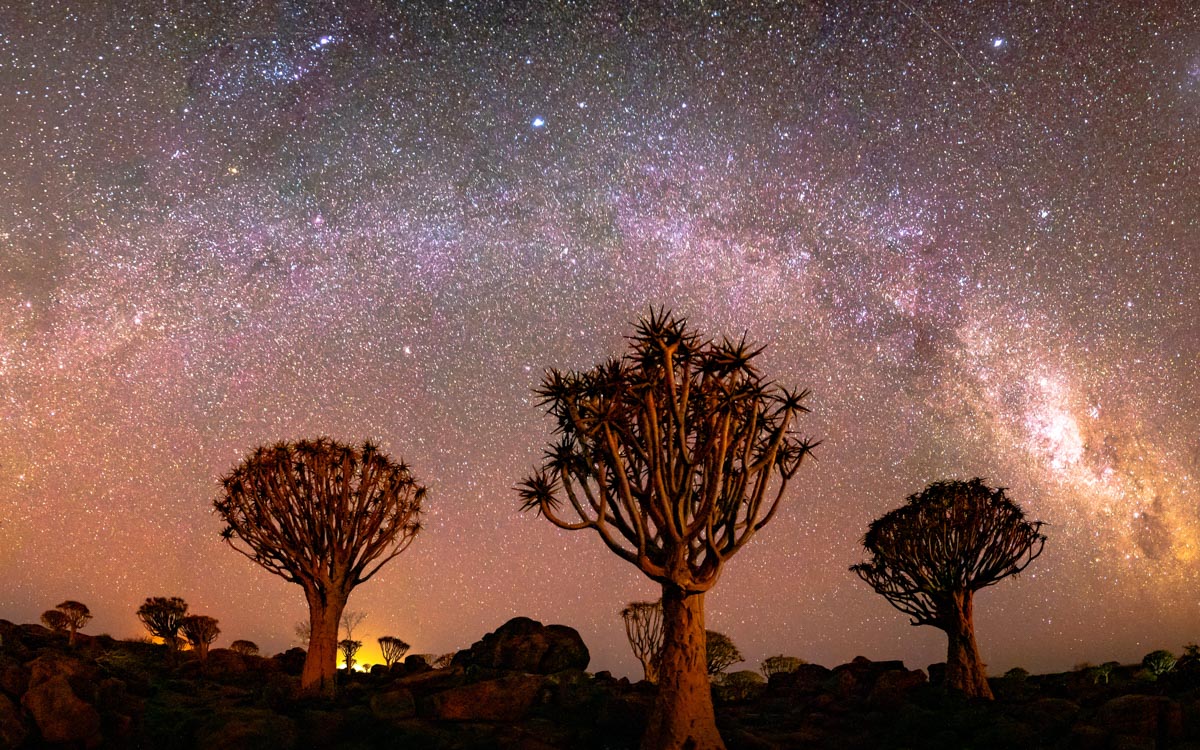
[531,117,546,128]
[992,38,1005,48]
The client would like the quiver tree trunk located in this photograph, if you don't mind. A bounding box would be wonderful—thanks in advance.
[641,587,724,750]
[302,589,347,697]
[943,592,992,699]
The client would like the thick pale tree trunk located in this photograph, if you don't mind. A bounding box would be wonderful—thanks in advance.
[67,627,77,648]
[641,587,725,750]
[301,588,347,697]
[943,591,993,699]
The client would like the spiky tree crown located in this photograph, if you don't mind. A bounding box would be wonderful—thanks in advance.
[41,610,69,632]
[378,636,411,666]
[137,597,188,644]
[55,601,92,629]
[851,478,1046,627]
[180,615,220,647]
[519,310,816,592]
[215,438,425,595]
[705,630,743,675]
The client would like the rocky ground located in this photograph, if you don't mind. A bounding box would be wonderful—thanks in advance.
[2,616,1199,749]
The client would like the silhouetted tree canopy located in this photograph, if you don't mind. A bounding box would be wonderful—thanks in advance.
[760,655,804,678]
[229,640,259,656]
[339,639,363,671]
[180,615,220,661]
[378,636,410,667]
[216,438,424,696]
[705,630,742,676]
[851,478,1046,698]
[137,597,189,650]
[40,609,68,633]
[52,601,92,647]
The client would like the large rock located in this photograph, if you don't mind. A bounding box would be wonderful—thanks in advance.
[1097,694,1182,743]
[0,692,28,749]
[22,673,103,746]
[0,657,28,698]
[428,673,546,721]
[205,648,249,677]
[867,668,927,709]
[195,708,298,750]
[370,687,416,721]
[459,617,589,674]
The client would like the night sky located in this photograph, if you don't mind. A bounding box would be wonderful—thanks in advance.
[1,1,1197,677]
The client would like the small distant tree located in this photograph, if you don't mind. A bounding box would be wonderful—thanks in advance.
[1184,643,1200,660]
[378,636,410,667]
[760,655,804,679]
[1142,650,1177,680]
[339,639,363,671]
[54,601,92,647]
[180,615,220,662]
[851,479,1046,700]
[136,597,189,650]
[1003,667,1029,682]
[41,609,69,635]
[705,631,742,676]
[216,438,425,696]
[519,311,815,750]
[432,653,455,669]
[230,640,259,656]
[621,600,664,683]
[1088,662,1118,685]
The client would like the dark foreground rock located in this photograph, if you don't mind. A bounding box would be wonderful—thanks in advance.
[455,616,591,674]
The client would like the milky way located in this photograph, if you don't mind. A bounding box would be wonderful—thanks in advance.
[1,1,1197,676]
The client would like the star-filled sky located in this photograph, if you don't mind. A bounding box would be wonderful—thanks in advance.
[1,1,1197,677]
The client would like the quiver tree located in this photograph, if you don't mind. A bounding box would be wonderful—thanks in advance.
[229,640,259,656]
[136,597,188,650]
[378,636,410,667]
[181,615,220,661]
[621,600,664,683]
[41,609,69,635]
[215,438,424,697]
[55,601,92,647]
[851,478,1046,700]
[339,639,362,672]
[519,311,816,750]
[760,655,804,679]
[705,630,742,676]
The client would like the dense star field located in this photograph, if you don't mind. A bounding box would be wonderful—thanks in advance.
[1,1,1197,676]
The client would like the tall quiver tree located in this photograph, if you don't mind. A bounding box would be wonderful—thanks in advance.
[55,601,92,647]
[621,600,664,683]
[215,438,424,697]
[851,478,1046,700]
[519,311,815,750]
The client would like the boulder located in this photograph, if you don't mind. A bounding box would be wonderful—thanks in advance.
[22,673,103,746]
[0,692,28,749]
[195,709,298,750]
[458,617,589,674]
[867,668,927,709]
[0,657,28,698]
[370,687,416,721]
[205,648,249,677]
[27,651,98,694]
[273,647,306,675]
[1097,694,1182,743]
[428,673,546,721]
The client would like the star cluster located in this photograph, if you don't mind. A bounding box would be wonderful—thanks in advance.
[1,1,1197,676]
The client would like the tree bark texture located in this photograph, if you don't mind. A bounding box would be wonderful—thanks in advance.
[641,588,725,750]
[943,592,993,700]
[301,590,346,697]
